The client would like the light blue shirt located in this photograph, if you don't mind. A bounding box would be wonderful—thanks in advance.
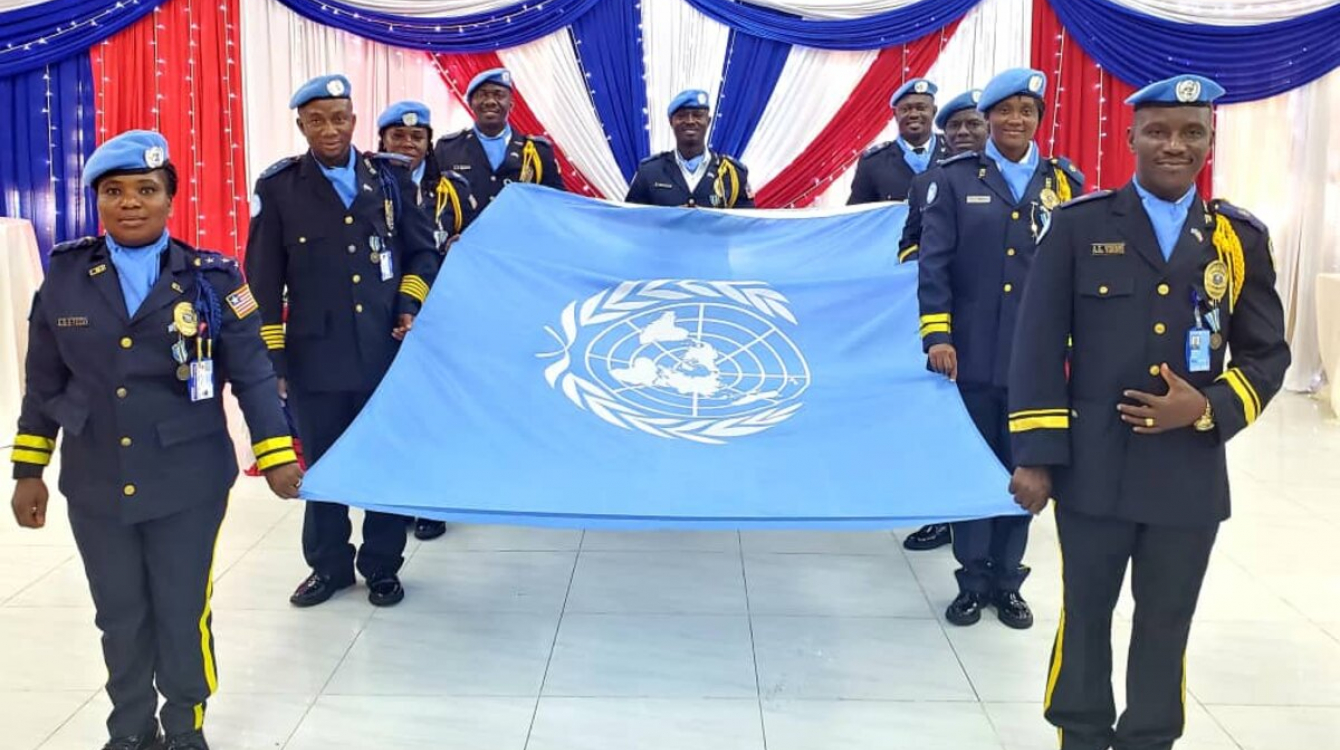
[316,147,358,209]
[106,230,170,316]
[985,139,1038,203]
[411,161,426,188]
[1133,178,1197,260]
[897,134,937,175]
[475,124,512,172]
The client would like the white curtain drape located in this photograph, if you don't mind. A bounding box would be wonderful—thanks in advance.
[239,0,469,189]
[496,28,629,199]
[1215,67,1340,392]
[329,0,538,16]
[813,0,1031,206]
[641,0,732,154]
[1108,0,1340,24]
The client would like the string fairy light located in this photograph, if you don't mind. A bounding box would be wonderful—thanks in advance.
[220,0,243,245]
[1048,29,1066,157]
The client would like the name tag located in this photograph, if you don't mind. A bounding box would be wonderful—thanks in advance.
[56,316,90,328]
[966,195,992,204]
[1091,243,1126,256]
[379,249,394,281]
[653,182,675,190]
[452,164,471,171]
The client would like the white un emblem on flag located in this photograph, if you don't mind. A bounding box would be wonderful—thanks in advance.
[539,280,810,444]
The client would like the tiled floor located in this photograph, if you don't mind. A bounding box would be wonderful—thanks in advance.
[2,393,1338,750]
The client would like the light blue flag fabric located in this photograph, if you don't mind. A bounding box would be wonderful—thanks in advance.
[299,185,1022,529]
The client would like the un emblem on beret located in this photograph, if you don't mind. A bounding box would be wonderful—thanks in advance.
[403,112,419,127]
[326,79,346,96]
[1028,75,1044,93]
[914,81,929,94]
[970,90,981,103]
[697,92,708,105]
[501,71,512,85]
[540,280,810,444]
[1176,79,1201,103]
[144,146,166,168]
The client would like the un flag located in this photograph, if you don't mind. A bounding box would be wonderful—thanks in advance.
[300,185,1021,529]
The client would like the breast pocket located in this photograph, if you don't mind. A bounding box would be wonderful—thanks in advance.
[1078,274,1134,300]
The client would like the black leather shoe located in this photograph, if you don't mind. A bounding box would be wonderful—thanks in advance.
[945,591,985,626]
[367,573,405,607]
[102,722,161,750]
[994,591,1034,629]
[289,571,355,608]
[164,731,210,750]
[414,519,447,541]
[902,524,951,551]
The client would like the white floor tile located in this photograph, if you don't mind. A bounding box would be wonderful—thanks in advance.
[398,550,576,613]
[1187,621,1340,705]
[739,530,900,555]
[744,553,934,618]
[36,692,312,750]
[762,699,1002,750]
[580,530,741,553]
[285,695,533,750]
[1207,705,1340,750]
[528,697,764,750]
[0,690,96,750]
[565,552,746,615]
[0,608,105,690]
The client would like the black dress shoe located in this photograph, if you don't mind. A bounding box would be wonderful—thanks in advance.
[164,731,210,750]
[945,591,985,626]
[367,573,405,607]
[414,519,447,541]
[994,591,1034,629]
[902,524,951,551]
[289,571,355,608]
[102,722,161,750]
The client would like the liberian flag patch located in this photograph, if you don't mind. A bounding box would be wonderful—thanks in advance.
[227,285,258,319]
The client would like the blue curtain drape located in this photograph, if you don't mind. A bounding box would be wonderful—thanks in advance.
[0,54,98,264]
[272,0,603,52]
[709,31,788,159]
[682,0,978,50]
[1051,0,1340,103]
[570,0,650,181]
[0,0,166,77]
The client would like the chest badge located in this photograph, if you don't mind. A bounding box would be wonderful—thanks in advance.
[173,302,199,337]
[1204,260,1229,303]
[1039,189,1059,210]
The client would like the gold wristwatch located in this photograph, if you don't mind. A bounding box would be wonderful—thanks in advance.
[1194,397,1215,432]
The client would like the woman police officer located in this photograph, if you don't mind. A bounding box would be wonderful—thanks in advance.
[9,130,303,750]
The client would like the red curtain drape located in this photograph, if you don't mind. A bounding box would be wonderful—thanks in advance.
[92,0,250,257]
[757,20,960,208]
[430,52,603,198]
[1032,0,1213,195]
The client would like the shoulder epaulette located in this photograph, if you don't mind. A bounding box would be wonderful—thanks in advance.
[258,156,299,181]
[1211,199,1268,233]
[193,249,239,271]
[49,236,98,256]
[369,152,412,166]
[442,169,470,187]
[438,129,470,145]
[527,134,553,148]
[640,151,674,166]
[1050,156,1085,187]
[716,154,747,171]
[939,151,979,167]
[861,141,895,158]
[1057,189,1114,209]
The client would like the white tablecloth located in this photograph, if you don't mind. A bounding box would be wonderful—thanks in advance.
[1317,273,1340,418]
[1,219,44,436]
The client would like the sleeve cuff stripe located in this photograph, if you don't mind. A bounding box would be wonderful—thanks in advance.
[920,324,951,337]
[265,342,286,351]
[255,450,298,471]
[920,313,951,324]
[260,324,285,333]
[1008,416,1070,433]
[898,245,919,263]
[1010,409,1070,420]
[11,448,53,466]
[1228,368,1262,413]
[252,436,294,455]
[15,435,56,451]
[1218,370,1259,425]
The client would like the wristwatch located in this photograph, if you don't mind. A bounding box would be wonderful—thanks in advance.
[1194,397,1215,432]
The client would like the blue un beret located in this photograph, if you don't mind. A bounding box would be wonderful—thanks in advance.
[378,101,432,131]
[289,74,351,110]
[978,68,1047,113]
[1125,74,1225,108]
[935,89,983,130]
[668,89,711,118]
[83,130,169,188]
[466,68,513,99]
[890,78,937,108]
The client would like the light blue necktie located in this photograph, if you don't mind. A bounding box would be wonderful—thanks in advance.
[106,230,170,315]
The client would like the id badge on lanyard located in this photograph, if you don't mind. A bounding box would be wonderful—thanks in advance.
[1187,291,1211,373]
[188,324,215,401]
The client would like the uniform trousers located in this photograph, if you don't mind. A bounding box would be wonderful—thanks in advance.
[953,382,1031,594]
[1046,507,1218,750]
[69,498,226,738]
[288,388,406,581]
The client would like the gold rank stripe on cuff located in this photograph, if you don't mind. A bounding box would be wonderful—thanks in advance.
[259,324,285,351]
[898,245,919,263]
[1217,367,1261,425]
[919,313,951,338]
[11,448,53,466]
[252,436,294,456]
[15,434,56,451]
[1008,409,1071,433]
[255,448,299,471]
[399,275,429,304]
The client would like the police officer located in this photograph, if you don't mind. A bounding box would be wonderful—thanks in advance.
[245,75,439,608]
[1009,75,1289,750]
[898,88,988,553]
[432,68,564,210]
[918,68,1084,629]
[376,100,476,542]
[848,78,950,205]
[9,130,303,750]
[625,89,755,208]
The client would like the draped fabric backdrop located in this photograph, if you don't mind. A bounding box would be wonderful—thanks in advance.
[1,0,1337,389]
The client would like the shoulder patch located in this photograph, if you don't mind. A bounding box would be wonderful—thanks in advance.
[1057,189,1114,209]
[258,156,299,181]
[49,236,99,256]
[1212,199,1268,233]
[862,141,895,158]
[939,151,979,167]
